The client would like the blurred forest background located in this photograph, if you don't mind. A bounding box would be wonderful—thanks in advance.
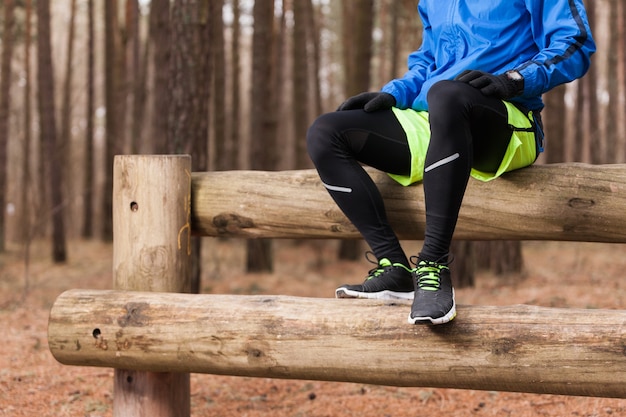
[0,0,624,287]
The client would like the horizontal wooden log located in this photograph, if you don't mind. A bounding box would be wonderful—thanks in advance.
[48,289,626,398]
[191,163,626,242]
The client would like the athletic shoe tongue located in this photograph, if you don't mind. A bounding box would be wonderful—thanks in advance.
[379,258,392,267]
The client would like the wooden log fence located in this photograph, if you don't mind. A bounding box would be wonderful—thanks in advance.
[191,163,626,242]
[49,290,626,399]
[47,155,626,417]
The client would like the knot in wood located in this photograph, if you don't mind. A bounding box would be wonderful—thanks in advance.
[213,213,255,234]
[567,198,595,209]
[491,338,518,356]
[117,302,149,327]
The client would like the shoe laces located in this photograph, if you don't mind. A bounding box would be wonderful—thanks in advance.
[364,252,409,281]
[410,256,450,291]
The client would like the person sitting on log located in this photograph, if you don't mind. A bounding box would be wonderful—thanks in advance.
[306,0,596,325]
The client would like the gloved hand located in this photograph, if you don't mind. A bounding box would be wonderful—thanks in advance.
[337,92,396,112]
[455,70,524,100]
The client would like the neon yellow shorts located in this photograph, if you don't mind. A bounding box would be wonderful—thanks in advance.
[387,102,540,185]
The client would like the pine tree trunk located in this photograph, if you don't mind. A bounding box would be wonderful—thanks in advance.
[150,0,171,154]
[21,0,33,244]
[102,0,118,241]
[450,241,474,288]
[82,0,95,239]
[490,241,523,275]
[60,0,76,236]
[127,0,145,155]
[607,0,625,163]
[212,0,227,170]
[305,0,323,117]
[293,0,310,169]
[338,0,374,261]
[170,0,212,294]
[229,0,241,170]
[584,0,601,164]
[474,241,523,278]
[37,0,67,262]
[543,85,566,163]
[246,0,277,272]
[0,0,15,252]
[621,0,626,162]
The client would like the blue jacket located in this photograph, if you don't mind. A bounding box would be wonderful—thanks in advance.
[381,0,596,111]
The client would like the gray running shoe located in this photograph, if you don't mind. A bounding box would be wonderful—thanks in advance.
[408,258,456,325]
[335,254,414,300]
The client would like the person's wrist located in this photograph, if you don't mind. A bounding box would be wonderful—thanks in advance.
[505,70,524,95]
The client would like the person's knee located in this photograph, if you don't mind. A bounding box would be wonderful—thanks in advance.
[306,112,339,164]
[427,80,474,114]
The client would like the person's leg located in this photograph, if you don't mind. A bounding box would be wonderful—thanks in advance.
[307,109,414,299]
[410,80,513,324]
[420,80,512,261]
[307,109,411,264]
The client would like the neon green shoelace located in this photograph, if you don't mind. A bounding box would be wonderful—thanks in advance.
[365,257,410,281]
[415,262,448,291]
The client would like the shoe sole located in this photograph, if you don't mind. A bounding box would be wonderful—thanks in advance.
[407,306,456,325]
[335,287,414,300]
[407,290,456,325]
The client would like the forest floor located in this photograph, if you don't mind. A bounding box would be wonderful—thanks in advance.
[1,238,625,417]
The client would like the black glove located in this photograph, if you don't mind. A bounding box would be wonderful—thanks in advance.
[337,92,396,112]
[455,70,524,100]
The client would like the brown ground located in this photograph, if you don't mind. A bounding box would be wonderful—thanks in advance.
[1,238,625,417]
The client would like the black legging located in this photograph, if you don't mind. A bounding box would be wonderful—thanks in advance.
[306,80,513,266]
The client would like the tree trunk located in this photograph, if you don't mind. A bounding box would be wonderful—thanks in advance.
[229,0,241,170]
[82,0,95,238]
[621,0,626,162]
[305,0,323,117]
[491,241,523,275]
[211,0,227,170]
[343,0,374,96]
[341,2,354,96]
[584,0,601,164]
[475,240,524,278]
[170,0,212,293]
[607,0,625,163]
[247,0,278,272]
[21,0,33,245]
[127,0,146,155]
[476,241,524,275]
[543,85,566,163]
[338,0,374,261]
[450,240,474,288]
[150,0,171,154]
[249,1,277,156]
[60,0,76,236]
[37,0,67,262]
[575,72,591,163]
[292,0,309,168]
[170,0,196,153]
[0,0,16,252]
[273,1,288,168]
[389,0,400,79]
[102,0,119,241]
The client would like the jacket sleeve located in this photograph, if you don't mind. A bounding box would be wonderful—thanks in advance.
[518,0,596,97]
[381,3,434,109]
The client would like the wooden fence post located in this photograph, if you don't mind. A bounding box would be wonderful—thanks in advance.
[112,155,192,417]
